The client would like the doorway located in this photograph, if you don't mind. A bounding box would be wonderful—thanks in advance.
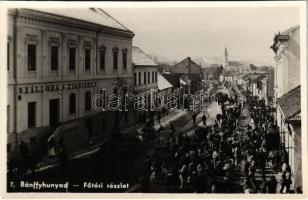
[49,99,60,128]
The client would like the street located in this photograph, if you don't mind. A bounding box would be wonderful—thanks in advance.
[7,90,226,192]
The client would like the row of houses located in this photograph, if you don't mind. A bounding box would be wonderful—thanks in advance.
[271,25,301,190]
[6,8,192,157]
[237,73,270,106]
[236,25,301,190]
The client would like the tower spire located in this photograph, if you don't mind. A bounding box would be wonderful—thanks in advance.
[224,46,229,70]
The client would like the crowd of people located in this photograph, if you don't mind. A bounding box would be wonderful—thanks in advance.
[139,86,302,193]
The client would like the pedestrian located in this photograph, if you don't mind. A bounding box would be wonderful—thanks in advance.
[59,145,68,179]
[258,174,268,193]
[170,121,175,132]
[59,135,67,150]
[19,140,29,159]
[157,112,161,124]
[279,166,292,193]
[267,176,278,193]
[192,112,197,124]
[202,114,207,126]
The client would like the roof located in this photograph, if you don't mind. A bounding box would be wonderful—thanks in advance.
[228,61,243,67]
[132,46,158,66]
[171,57,202,74]
[281,25,300,35]
[157,72,173,90]
[27,8,131,32]
[278,86,301,119]
[241,73,251,81]
[187,74,201,82]
[222,70,233,77]
[162,74,182,88]
[251,75,267,83]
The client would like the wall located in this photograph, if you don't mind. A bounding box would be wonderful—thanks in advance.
[7,10,134,152]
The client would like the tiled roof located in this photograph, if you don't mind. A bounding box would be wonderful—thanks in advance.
[278,86,301,119]
[157,72,173,90]
[162,74,182,88]
[132,46,158,66]
[28,8,132,32]
[171,57,202,74]
[187,74,201,82]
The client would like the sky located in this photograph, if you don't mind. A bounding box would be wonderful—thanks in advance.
[105,6,300,65]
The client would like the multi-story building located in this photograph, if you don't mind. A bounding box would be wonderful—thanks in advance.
[7,8,135,156]
[132,46,158,121]
[271,25,301,190]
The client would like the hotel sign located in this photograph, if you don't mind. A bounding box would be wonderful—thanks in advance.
[18,81,97,94]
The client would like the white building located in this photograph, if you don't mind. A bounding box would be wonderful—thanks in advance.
[132,46,158,121]
[7,8,135,156]
[271,25,301,190]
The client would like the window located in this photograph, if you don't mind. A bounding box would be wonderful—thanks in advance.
[85,91,91,111]
[28,102,36,128]
[27,44,36,71]
[7,42,10,71]
[144,72,147,84]
[122,49,127,70]
[155,71,158,82]
[99,48,106,71]
[152,72,154,83]
[134,73,137,86]
[85,48,91,71]
[69,47,76,70]
[51,46,58,71]
[69,93,76,114]
[113,48,118,70]
[148,72,150,83]
[138,72,141,85]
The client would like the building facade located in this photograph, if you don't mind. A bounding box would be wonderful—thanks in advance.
[170,57,203,93]
[7,8,135,156]
[271,25,301,189]
[132,46,158,121]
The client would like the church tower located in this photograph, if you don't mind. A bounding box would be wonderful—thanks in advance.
[223,47,229,70]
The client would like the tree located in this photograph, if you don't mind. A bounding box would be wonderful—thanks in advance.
[250,64,257,71]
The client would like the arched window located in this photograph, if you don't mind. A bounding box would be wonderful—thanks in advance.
[85,91,91,111]
[113,47,119,70]
[69,93,76,114]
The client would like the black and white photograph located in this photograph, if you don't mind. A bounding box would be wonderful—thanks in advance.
[1,1,307,197]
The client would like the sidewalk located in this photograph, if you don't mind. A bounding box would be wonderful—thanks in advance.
[34,111,188,172]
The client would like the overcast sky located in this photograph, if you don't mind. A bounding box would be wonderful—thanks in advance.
[105,6,300,64]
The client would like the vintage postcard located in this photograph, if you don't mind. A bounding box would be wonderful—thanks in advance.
[0,1,307,199]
